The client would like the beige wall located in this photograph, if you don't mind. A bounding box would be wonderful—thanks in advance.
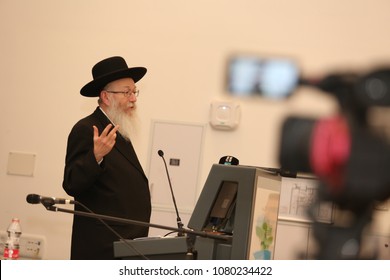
[1,0,390,259]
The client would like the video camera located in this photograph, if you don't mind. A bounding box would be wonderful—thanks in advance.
[226,54,390,259]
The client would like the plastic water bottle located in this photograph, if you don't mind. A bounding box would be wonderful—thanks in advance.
[3,218,22,260]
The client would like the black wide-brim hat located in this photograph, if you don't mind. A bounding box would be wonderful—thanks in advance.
[80,56,147,97]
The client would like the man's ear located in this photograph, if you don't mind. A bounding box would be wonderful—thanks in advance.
[100,91,111,106]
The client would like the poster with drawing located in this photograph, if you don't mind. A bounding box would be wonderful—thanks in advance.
[278,177,333,223]
[249,174,281,260]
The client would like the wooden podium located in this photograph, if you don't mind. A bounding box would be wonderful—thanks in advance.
[114,164,282,260]
[114,236,188,260]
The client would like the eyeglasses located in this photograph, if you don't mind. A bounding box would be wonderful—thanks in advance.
[105,89,140,98]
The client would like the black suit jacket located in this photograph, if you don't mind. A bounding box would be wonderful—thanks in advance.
[63,107,151,259]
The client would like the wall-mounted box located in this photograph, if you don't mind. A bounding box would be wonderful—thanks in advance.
[7,152,36,177]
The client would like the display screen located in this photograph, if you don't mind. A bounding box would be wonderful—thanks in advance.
[209,181,238,219]
[227,55,299,99]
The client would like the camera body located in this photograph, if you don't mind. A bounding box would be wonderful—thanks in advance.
[227,54,390,259]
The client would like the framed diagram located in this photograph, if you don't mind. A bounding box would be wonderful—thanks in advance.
[278,176,334,224]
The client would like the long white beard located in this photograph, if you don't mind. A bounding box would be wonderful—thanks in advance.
[105,98,139,142]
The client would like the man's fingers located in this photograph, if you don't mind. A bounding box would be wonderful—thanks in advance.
[94,124,119,144]
[109,125,120,137]
[93,125,99,138]
[100,124,113,136]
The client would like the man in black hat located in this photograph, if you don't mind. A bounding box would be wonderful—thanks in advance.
[62,56,151,259]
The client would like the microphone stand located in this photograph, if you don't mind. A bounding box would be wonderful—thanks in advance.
[45,205,231,260]
[158,150,184,236]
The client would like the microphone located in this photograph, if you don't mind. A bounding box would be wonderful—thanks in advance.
[27,194,150,260]
[219,155,239,165]
[157,150,184,236]
[26,194,75,206]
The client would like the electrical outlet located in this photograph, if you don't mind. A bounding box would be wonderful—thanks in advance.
[0,231,45,259]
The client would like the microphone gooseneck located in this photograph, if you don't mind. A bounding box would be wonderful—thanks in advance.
[157,149,184,236]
